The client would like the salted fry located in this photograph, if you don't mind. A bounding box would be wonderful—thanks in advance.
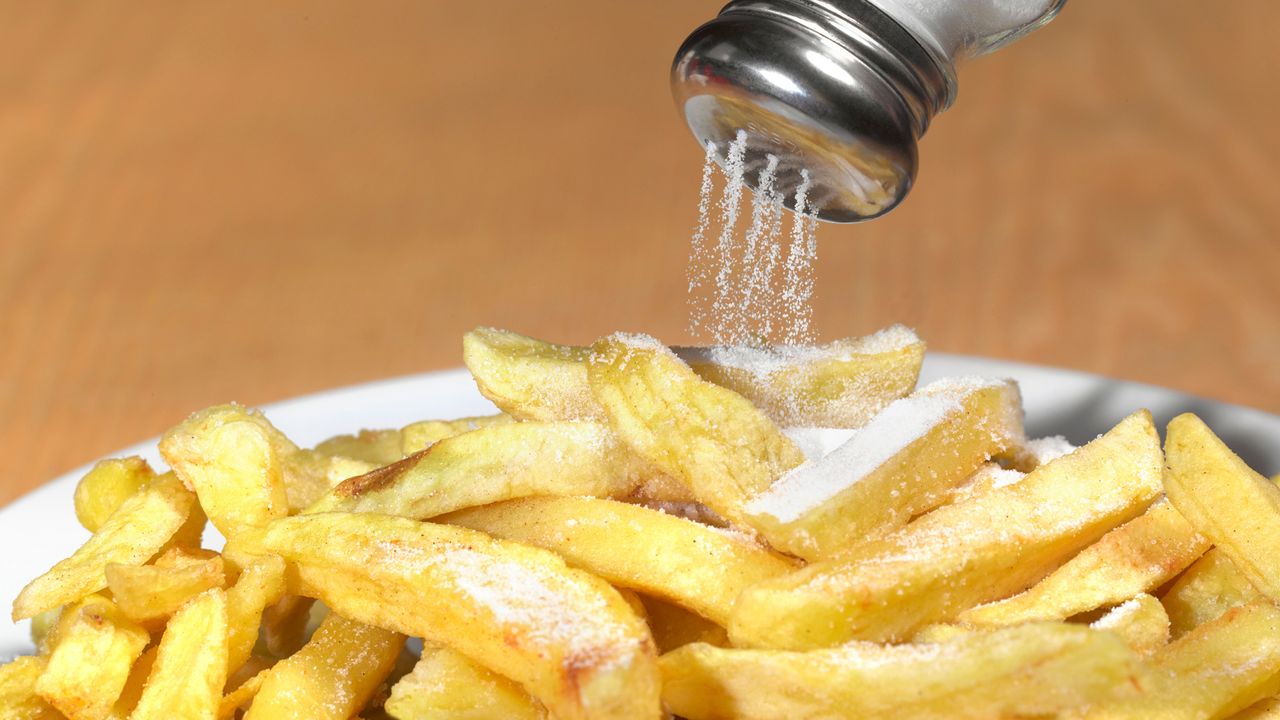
[443,496,795,626]
[160,404,294,538]
[72,457,154,533]
[1163,413,1280,600]
[0,656,61,719]
[34,594,149,719]
[959,498,1208,626]
[245,612,404,720]
[1090,594,1170,656]
[745,377,1025,559]
[1086,600,1280,719]
[105,548,226,623]
[400,414,514,454]
[588,333,806,535]
[225,553,288,676]
[464,326,601,421]
[308,421,651,519]
[13,472,197,621]
[730,411,1163,647]
[131,589,229,720]
[1161,547,1261,638]
[385,646,546,720]
[661,623,1139,720]
[232,512,661,720]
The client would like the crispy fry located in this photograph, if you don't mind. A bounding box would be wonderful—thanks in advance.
[1163,413,1280,600]
[464,326,600,421]
[245,612,404,720]
[224,554,288,676]
[745,377,1025,559]
[13,472,197,621]
[385,646,547,720]
[160,404,293,538]
[131,589,229,720]
[730,411,1163,646]
[0,656,61,719]
[105,549,226,624]
[232,512,661,720]
[1090,594,1171,656]
[308,421,651,519]
[1085,600,1280,719]
[72,457,154,533]
[661,623,1139,720]
[442,496,795,626]
[400,414,514,455]
[1161,547,1261,638]
[959,498,1208,626]
[587,333,806,535]
[34,594,149,720]
[640,595,730,654]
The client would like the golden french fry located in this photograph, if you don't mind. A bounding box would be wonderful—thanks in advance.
[385,646,546,720]
[1086,600,1280,719]
[745,377,1025,559]
[443,496,795,626]
[464,326,600,421]
[232,512,661,720]
[640,595,730,654]
[587,333,806,535]
[105,549,226,623]
[959,498,1208,626]
[730,410,1163,647]
[1161,547,1261,639]
[12,472,197,621]
[0,656,61,720]
[1163,413,1280,600]
[33,594,149,720]
[308,421,651,519]
[73,457,154,533]
[313,428,404,466]
[160,404,294,538]
[110,645,156,718]
[225,554,288,676]
[400,414,514,455]
[131,589,229,720]
[1090,594,1170,656]
[661,623,1139,720]
[245,612,404,720]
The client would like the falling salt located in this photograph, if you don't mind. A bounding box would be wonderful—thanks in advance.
[781,169,817,344]
[687,141,719,337]
[709,131,751,338]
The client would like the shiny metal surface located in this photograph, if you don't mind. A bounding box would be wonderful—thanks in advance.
[671,0,1066,223]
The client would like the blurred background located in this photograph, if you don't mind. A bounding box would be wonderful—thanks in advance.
[3,1,1278,503]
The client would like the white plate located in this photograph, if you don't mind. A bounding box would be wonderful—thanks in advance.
[4,355,1279,658]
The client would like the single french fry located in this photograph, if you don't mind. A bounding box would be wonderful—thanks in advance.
[587,333,806,536]
[730,411,1163,647]
[13,472,197,621]
[464,326,601,421]
[661,623,1139,720]
[308,421,651,519]
[131,589,229,720]
[1163,413,1280,600]
[959,499,1208,626]
[225,554,288,676]
[232,512,661,720]
[640,595,730,654]
[73,457,154,533]
[1090,594,1171,656]
[385,646,547,720]
[105,550,226,623]
[245,612,404,720]
[744,377,1025,559]
[442,496,795,626]
[400,414,514,455]
[0,656,61,719]
[33,594,149,720]
[1085,600,1280,719]
[160,404,294,538]
[1161,547,1261,638]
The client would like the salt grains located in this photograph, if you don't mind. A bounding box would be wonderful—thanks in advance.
[687,132,822,346]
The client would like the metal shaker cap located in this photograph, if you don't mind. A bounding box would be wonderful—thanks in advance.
[672,0,954,223]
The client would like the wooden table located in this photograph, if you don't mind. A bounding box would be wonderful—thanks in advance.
[3,1,1278,505]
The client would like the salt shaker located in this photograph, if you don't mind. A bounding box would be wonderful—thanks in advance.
[671,0,1067,222]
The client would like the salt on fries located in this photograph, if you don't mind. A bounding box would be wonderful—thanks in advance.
[5,324,1280,719]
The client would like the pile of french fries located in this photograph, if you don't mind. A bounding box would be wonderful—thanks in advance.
[4,324,1280,719]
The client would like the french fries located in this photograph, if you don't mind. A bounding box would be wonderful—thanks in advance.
[661,623,1140,720]
[33,594,149,719]
[72,457,154,533]
[385,646,546,720]
[231,512,662,720]
[730,410,1162,646]
[1161,547,1261,638]
[442,495,796,626]
[131,588,229,720]
[245,611,404,719]
[105,547,227,624]
[399,413,513,454]
[0,655,60,720]
[224,553,288,676]
[1090,593,1171,656]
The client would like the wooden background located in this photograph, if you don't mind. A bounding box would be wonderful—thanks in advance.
[2,1,1278,505]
